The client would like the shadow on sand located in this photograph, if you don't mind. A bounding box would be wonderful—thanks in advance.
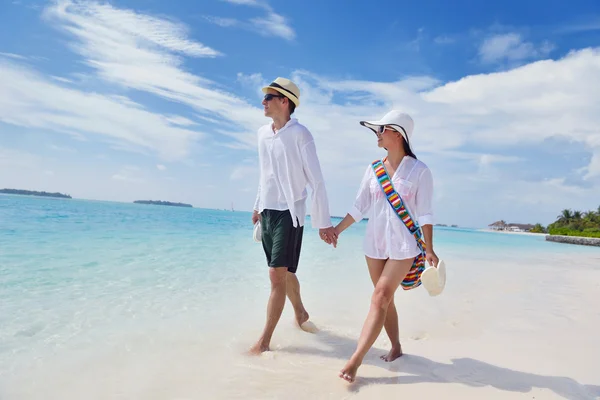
[280,329,600,400]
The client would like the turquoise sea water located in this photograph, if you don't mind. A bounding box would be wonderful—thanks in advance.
[1,194,599,398]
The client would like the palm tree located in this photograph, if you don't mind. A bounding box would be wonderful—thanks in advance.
[557,209,573,224]
[573,211,583,220]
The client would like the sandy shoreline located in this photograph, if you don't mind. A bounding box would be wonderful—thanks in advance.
[3,250,600,400]
[478,228,547,236]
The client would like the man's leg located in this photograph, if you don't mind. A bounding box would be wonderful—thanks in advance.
[285,219,309,327]
[286,272,309,327]
[249,266,288,354]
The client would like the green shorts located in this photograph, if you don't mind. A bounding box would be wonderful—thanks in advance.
[260,209,304,273]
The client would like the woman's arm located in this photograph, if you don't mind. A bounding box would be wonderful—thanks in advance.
[335,214,356,235]
[422,224,439,267]
[415,167,438,266]
[332,165,373,240]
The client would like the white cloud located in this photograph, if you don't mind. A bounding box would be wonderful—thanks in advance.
[207,0,295,41]
[479,33,554,64]
[434,35,456,45]
[250,12,295,41]
[0,60,203,161]
[558,18,600,34]
[203,16,239,28]
[50,144,77,153]
[40,0,266,143]
[156,164,167,171]
[220,0,262,5]
[51,76,75,84]
[45,1,221,58]
[0,52,28,60]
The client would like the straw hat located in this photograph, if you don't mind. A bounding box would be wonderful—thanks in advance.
[262,77,300,107]
[253,221,262,243]
[420,259,446,297]
[360,110,415,154]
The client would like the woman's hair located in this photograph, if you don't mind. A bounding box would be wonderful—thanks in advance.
[400,133,417,159]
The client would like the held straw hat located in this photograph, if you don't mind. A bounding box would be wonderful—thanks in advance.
[262,77,301,107]
[420,259,446,296]
[253,221,262,243]
[359,110,415,154]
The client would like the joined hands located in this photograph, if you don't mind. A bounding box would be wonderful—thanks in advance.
[319,226,340,248]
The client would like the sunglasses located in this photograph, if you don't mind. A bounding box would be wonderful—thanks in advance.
[376,125,409,142]
[263,93,286,102]
[376,125,397,136]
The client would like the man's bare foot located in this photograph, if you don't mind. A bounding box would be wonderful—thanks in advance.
[339,359,361,383]
[295,310,309,327]
[248,342,269,356]
[380,344,403,362]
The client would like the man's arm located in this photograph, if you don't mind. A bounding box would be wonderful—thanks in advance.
[300,139,337,246]
[252,183,261,224]
[300,140,332,229]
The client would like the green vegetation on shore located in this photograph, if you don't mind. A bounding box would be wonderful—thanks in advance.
[0,188,72,199]
[133,200,193,208]
[543,206,600,238]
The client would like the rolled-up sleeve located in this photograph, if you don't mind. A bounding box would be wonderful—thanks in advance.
[415,167,434,226]
[349,166,373,222]
[301,140,332,229]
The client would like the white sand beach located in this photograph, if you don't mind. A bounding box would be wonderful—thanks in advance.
[4,249,599,400]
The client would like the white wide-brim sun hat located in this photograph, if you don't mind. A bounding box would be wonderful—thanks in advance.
[420,259,446,297]
[359,110,415,154]
[253,221,262,243]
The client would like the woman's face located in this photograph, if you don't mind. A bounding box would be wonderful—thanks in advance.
[376,126,402,149]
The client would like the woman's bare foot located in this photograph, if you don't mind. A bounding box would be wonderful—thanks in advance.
[295,310,310,327]
[380,344,403,362]
[339,358,361,383]
[247,341,269,356]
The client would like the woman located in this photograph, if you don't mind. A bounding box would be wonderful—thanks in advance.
[334,110,439,383]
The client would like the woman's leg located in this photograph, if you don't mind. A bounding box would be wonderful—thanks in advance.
[339,258,414,383]
[366,256,403,362]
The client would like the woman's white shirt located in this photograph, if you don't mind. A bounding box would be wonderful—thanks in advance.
[349,156,434,261]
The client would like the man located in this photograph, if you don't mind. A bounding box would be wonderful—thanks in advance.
[249,77,337,355]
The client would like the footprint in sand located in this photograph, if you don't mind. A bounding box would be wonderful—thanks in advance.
[411,331,428,340]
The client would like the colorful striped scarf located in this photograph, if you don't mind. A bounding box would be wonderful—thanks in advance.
[371,158,426,290]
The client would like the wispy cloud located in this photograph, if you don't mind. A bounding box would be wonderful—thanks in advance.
[478,33,554,64]
[434,35,456,45]
[45,1,221,58]
[0,52,28,60]
[0,59,203,160]
[203,16,239,28]
[206,0,295,41]
[557,17,600,33]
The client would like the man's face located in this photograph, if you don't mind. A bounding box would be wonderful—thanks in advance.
[262,88,287,118]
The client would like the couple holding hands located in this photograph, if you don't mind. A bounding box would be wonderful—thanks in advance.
[250,77,443,383]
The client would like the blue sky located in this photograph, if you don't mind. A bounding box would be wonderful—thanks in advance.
[1,0,600,228]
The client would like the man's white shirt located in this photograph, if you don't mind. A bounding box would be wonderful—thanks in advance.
[254,118,332,229]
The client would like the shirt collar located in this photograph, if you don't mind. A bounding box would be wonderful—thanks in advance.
[273,118,298,134]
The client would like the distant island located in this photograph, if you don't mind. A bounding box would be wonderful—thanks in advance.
[133,200,192,208]
[0,188,72,199]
